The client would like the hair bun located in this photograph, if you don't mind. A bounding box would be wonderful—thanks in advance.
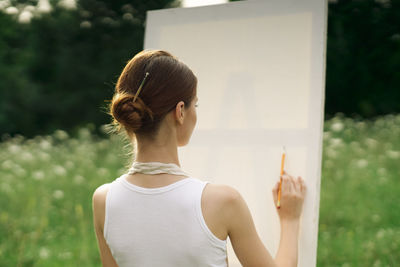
[111,93,154,133]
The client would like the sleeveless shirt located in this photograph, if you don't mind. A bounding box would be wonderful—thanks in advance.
[103,174,228,267]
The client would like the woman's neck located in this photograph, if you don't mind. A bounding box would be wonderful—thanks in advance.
[134,138,181,167]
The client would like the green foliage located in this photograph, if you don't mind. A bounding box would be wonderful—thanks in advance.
[325,0,400,119]
[318,113,400,266]
[0,125,131,266]
[0,0,179,138]
[0,114,399,265]
[0,12,34,134]
[1,0,400,137]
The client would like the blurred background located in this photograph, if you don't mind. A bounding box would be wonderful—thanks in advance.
[0,0,399,266]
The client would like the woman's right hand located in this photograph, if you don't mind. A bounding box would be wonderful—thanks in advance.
[272,170,306,221]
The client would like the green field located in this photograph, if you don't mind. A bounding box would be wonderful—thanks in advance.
[0,114,399,266]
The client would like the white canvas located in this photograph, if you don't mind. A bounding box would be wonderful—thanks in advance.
[144,0,327,266]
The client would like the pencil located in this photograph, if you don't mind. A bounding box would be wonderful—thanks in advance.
[277,146,286,209]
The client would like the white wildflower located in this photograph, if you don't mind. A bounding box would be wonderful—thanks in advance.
[356,159,368,168]
[80,20,91,28]
[1,160,13,170]
[387,150,400,159]
[5,6,18,15]
[73,175,84,184]
[53,165,66,176]
[37,0,52,13]
[21,151,34,162]
[325,148,337,158]
[39,247,50,259]
[331,122,344,132]
[365,138,378,148]
[53,190,64,199]
[14,166,27,177]
[33,171,45,181]
[8,144,21,154]
[377,168,387,176]
[53,129,69,140]
[65,161,74,169]
[123,13,133,21]
[24,5,35,11]
[376,229,385,239]
[39,152,50,161]
[58,0,76,10]
[18,10,33,23]
[97,168,109,177]
[330,138,343,147]
[78,128,91,139]
[0,0,11,10]
[39,140,51,150]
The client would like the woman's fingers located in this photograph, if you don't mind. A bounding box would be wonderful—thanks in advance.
[272,181,279,202]
[299,176,306,193]
[281,174,292,193]
[272,181,279,194]
[282,172,304,194]
[272,172,306,203]
[290,175,299,192]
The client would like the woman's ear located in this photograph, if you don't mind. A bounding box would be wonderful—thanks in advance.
[175,101,185,125]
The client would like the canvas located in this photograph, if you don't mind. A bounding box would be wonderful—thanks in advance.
[144,0,327,265]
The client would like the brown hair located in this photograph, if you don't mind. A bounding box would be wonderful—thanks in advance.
[108,49,197,140]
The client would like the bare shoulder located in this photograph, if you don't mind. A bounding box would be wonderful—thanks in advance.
[201,183,243,240]
[203,183,242,204]
[203,183,244,221]
[92,183,111,232]
[92,183,111,205]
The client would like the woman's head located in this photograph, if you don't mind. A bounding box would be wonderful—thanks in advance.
[109,50,198,143]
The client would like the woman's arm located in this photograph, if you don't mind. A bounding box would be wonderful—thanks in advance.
[92,184,119,267]
[275,219,300,267]
[223,173,306,267]
[224,186,278,267]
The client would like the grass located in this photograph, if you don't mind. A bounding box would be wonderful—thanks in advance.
[318,114,400,266]
[0,114,399,266]
[0,125,130,267]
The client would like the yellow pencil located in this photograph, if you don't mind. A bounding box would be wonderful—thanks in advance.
[277,146,286,209]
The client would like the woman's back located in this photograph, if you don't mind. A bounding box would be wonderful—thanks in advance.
[101,174,228,267]
[94,170,306,267]
[93,49,306,267]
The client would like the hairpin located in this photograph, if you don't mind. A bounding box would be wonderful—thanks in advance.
[133,72,150,103]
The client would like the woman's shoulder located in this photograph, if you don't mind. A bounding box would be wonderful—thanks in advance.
[92,176,124,204]
[92,183,112,233]
[92,183,112,218]
[201,182,244,241]
[202,182,243,208]
[93,183,111,203]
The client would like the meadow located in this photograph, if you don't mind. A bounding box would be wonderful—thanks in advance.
[0,114,399,266]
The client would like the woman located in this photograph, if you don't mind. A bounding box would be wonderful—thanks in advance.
[92,49,306,267]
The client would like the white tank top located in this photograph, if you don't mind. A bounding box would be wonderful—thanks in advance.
[104,174,228,267]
